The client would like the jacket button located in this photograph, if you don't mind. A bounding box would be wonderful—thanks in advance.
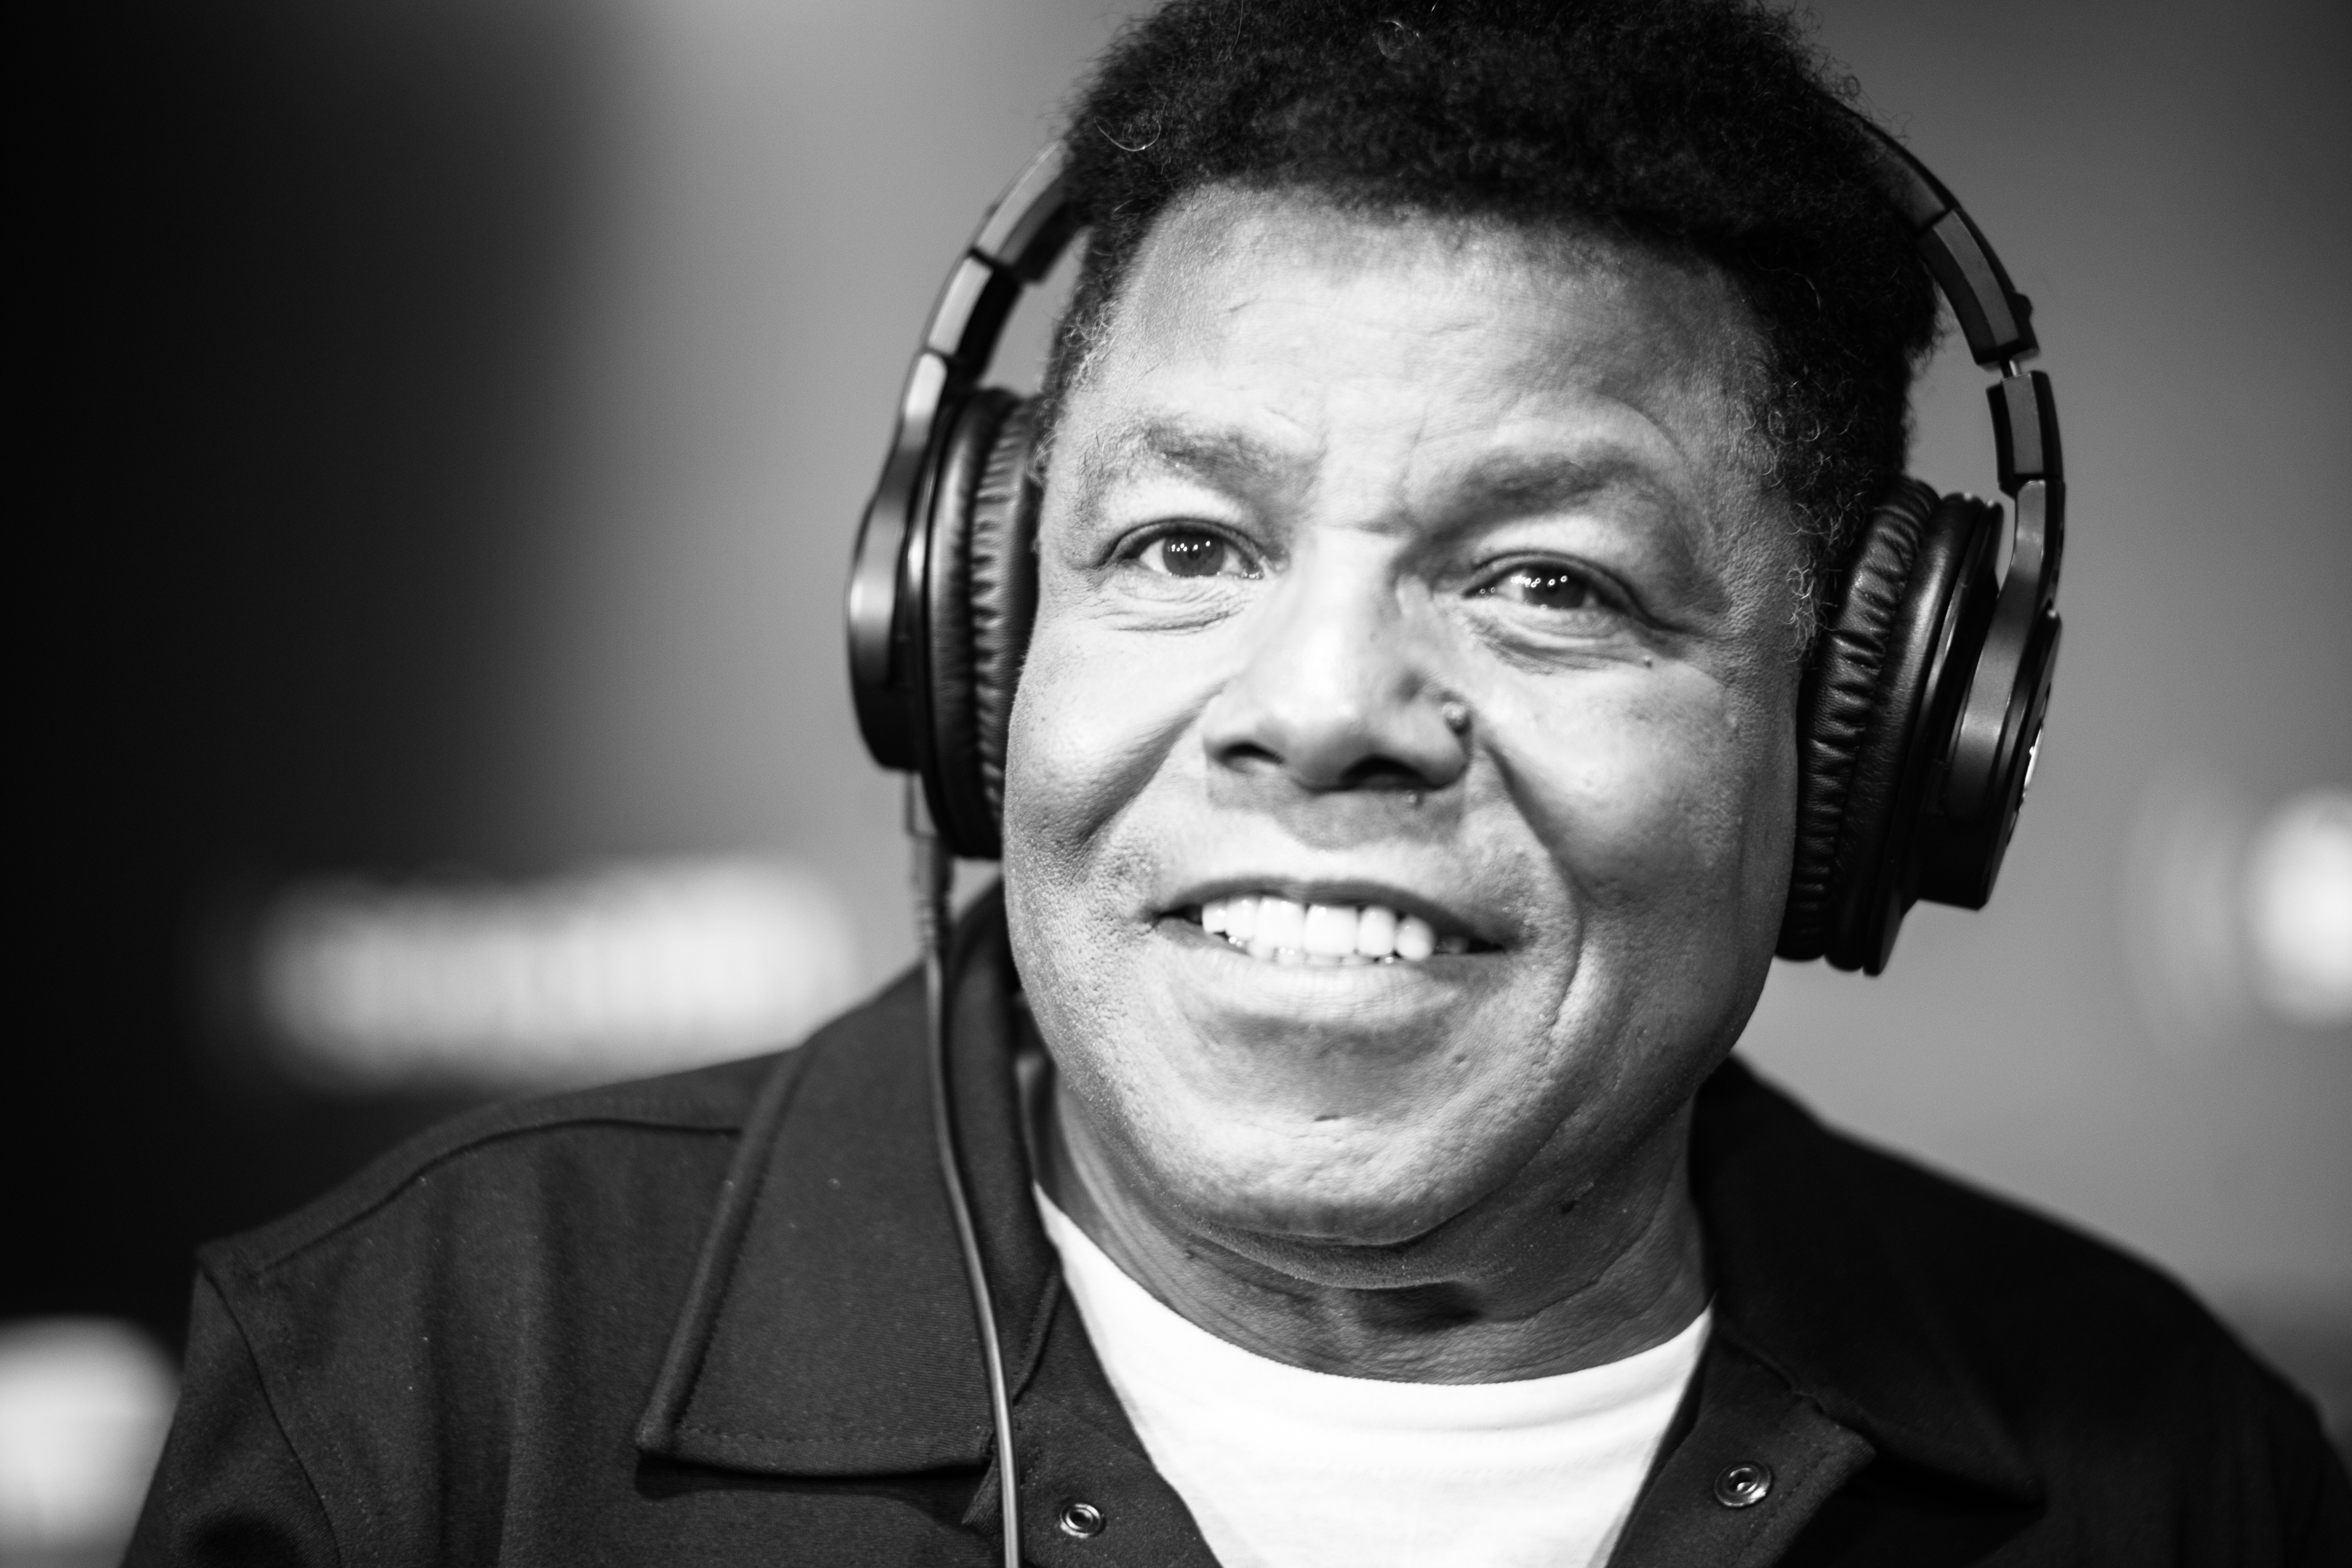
[1057,1501,1105,1539]
[1713,1461,1772,1508]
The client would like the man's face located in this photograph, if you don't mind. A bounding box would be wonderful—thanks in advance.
[1003,187,1801,1258]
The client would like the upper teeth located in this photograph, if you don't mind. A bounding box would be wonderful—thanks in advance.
[1199,896,1470,964]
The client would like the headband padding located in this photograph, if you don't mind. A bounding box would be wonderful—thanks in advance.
[1779,478,1936,960]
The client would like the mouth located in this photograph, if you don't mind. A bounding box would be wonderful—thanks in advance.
[1178,893,1494,967]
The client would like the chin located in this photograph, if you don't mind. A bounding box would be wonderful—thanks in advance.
[1089,1000,1602,1254]
[1145,1121,1497,1255]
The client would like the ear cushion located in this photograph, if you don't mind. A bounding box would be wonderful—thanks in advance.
[919,388,1039,859]
[920,389,1017,857]
[966,398,1042,828]
[1778,478,1938,960]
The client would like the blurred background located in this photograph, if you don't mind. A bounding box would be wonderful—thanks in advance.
[16,0,2348,1557]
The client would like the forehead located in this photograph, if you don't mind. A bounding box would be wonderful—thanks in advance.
[1107,186,1754,389]
[1056,186,1776,551]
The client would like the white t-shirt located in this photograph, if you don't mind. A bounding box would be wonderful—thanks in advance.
[1037,1190,1706,1568]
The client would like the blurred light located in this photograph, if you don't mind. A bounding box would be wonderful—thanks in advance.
[255,857,859,1091]
[2244,789,2352,1028]
[0,1319,176,1564]
[2126,775,2352,1056]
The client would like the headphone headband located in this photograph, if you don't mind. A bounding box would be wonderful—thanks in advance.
[1842,123,2065,845]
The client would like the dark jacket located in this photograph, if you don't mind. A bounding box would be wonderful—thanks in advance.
[131,895,2350,1566]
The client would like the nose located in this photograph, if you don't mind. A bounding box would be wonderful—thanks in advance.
[1201,556,1469,794]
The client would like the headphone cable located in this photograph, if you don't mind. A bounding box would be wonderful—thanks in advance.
[911,781,1024,1567]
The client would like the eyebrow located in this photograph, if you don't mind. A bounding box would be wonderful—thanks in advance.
[1066,415,1309,514]
[1441,449,1631,523]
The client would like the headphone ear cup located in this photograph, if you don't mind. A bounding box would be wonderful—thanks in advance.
[1782,481,2004,972]
[1780,479,1937,963]
[917,388,1037,859]
[966,399,1042,834]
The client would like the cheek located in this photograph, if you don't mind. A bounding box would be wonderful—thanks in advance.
[1000,590,1207,892]
[1001,633,1100,872]
[1000,628,1130,1097]
[1499,668,1795,938]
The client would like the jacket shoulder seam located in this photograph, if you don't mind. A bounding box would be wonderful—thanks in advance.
[188,1266,359,1567]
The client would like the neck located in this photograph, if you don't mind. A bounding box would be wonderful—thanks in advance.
[1034,1075,1708,1384]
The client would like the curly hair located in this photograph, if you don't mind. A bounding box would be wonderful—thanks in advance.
[1037,0,1941,636]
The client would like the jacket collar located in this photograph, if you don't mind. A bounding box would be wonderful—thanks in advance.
[637,889,2035,1503]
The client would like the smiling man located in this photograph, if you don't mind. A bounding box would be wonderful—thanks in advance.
[133,2,2347,1565]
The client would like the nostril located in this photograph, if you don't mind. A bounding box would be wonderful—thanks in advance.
[1217,739,1284,772]
[1335,757,1437,793]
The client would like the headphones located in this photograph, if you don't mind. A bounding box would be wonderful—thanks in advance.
[848,127,2063,976]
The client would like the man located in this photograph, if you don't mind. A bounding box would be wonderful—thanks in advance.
[133,1,2348,1564]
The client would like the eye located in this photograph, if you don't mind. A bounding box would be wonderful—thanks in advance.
[1478,562,1607,612]
[1134,527,1256,580]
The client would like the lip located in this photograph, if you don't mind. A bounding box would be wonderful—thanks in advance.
[1157,876,1499,948]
